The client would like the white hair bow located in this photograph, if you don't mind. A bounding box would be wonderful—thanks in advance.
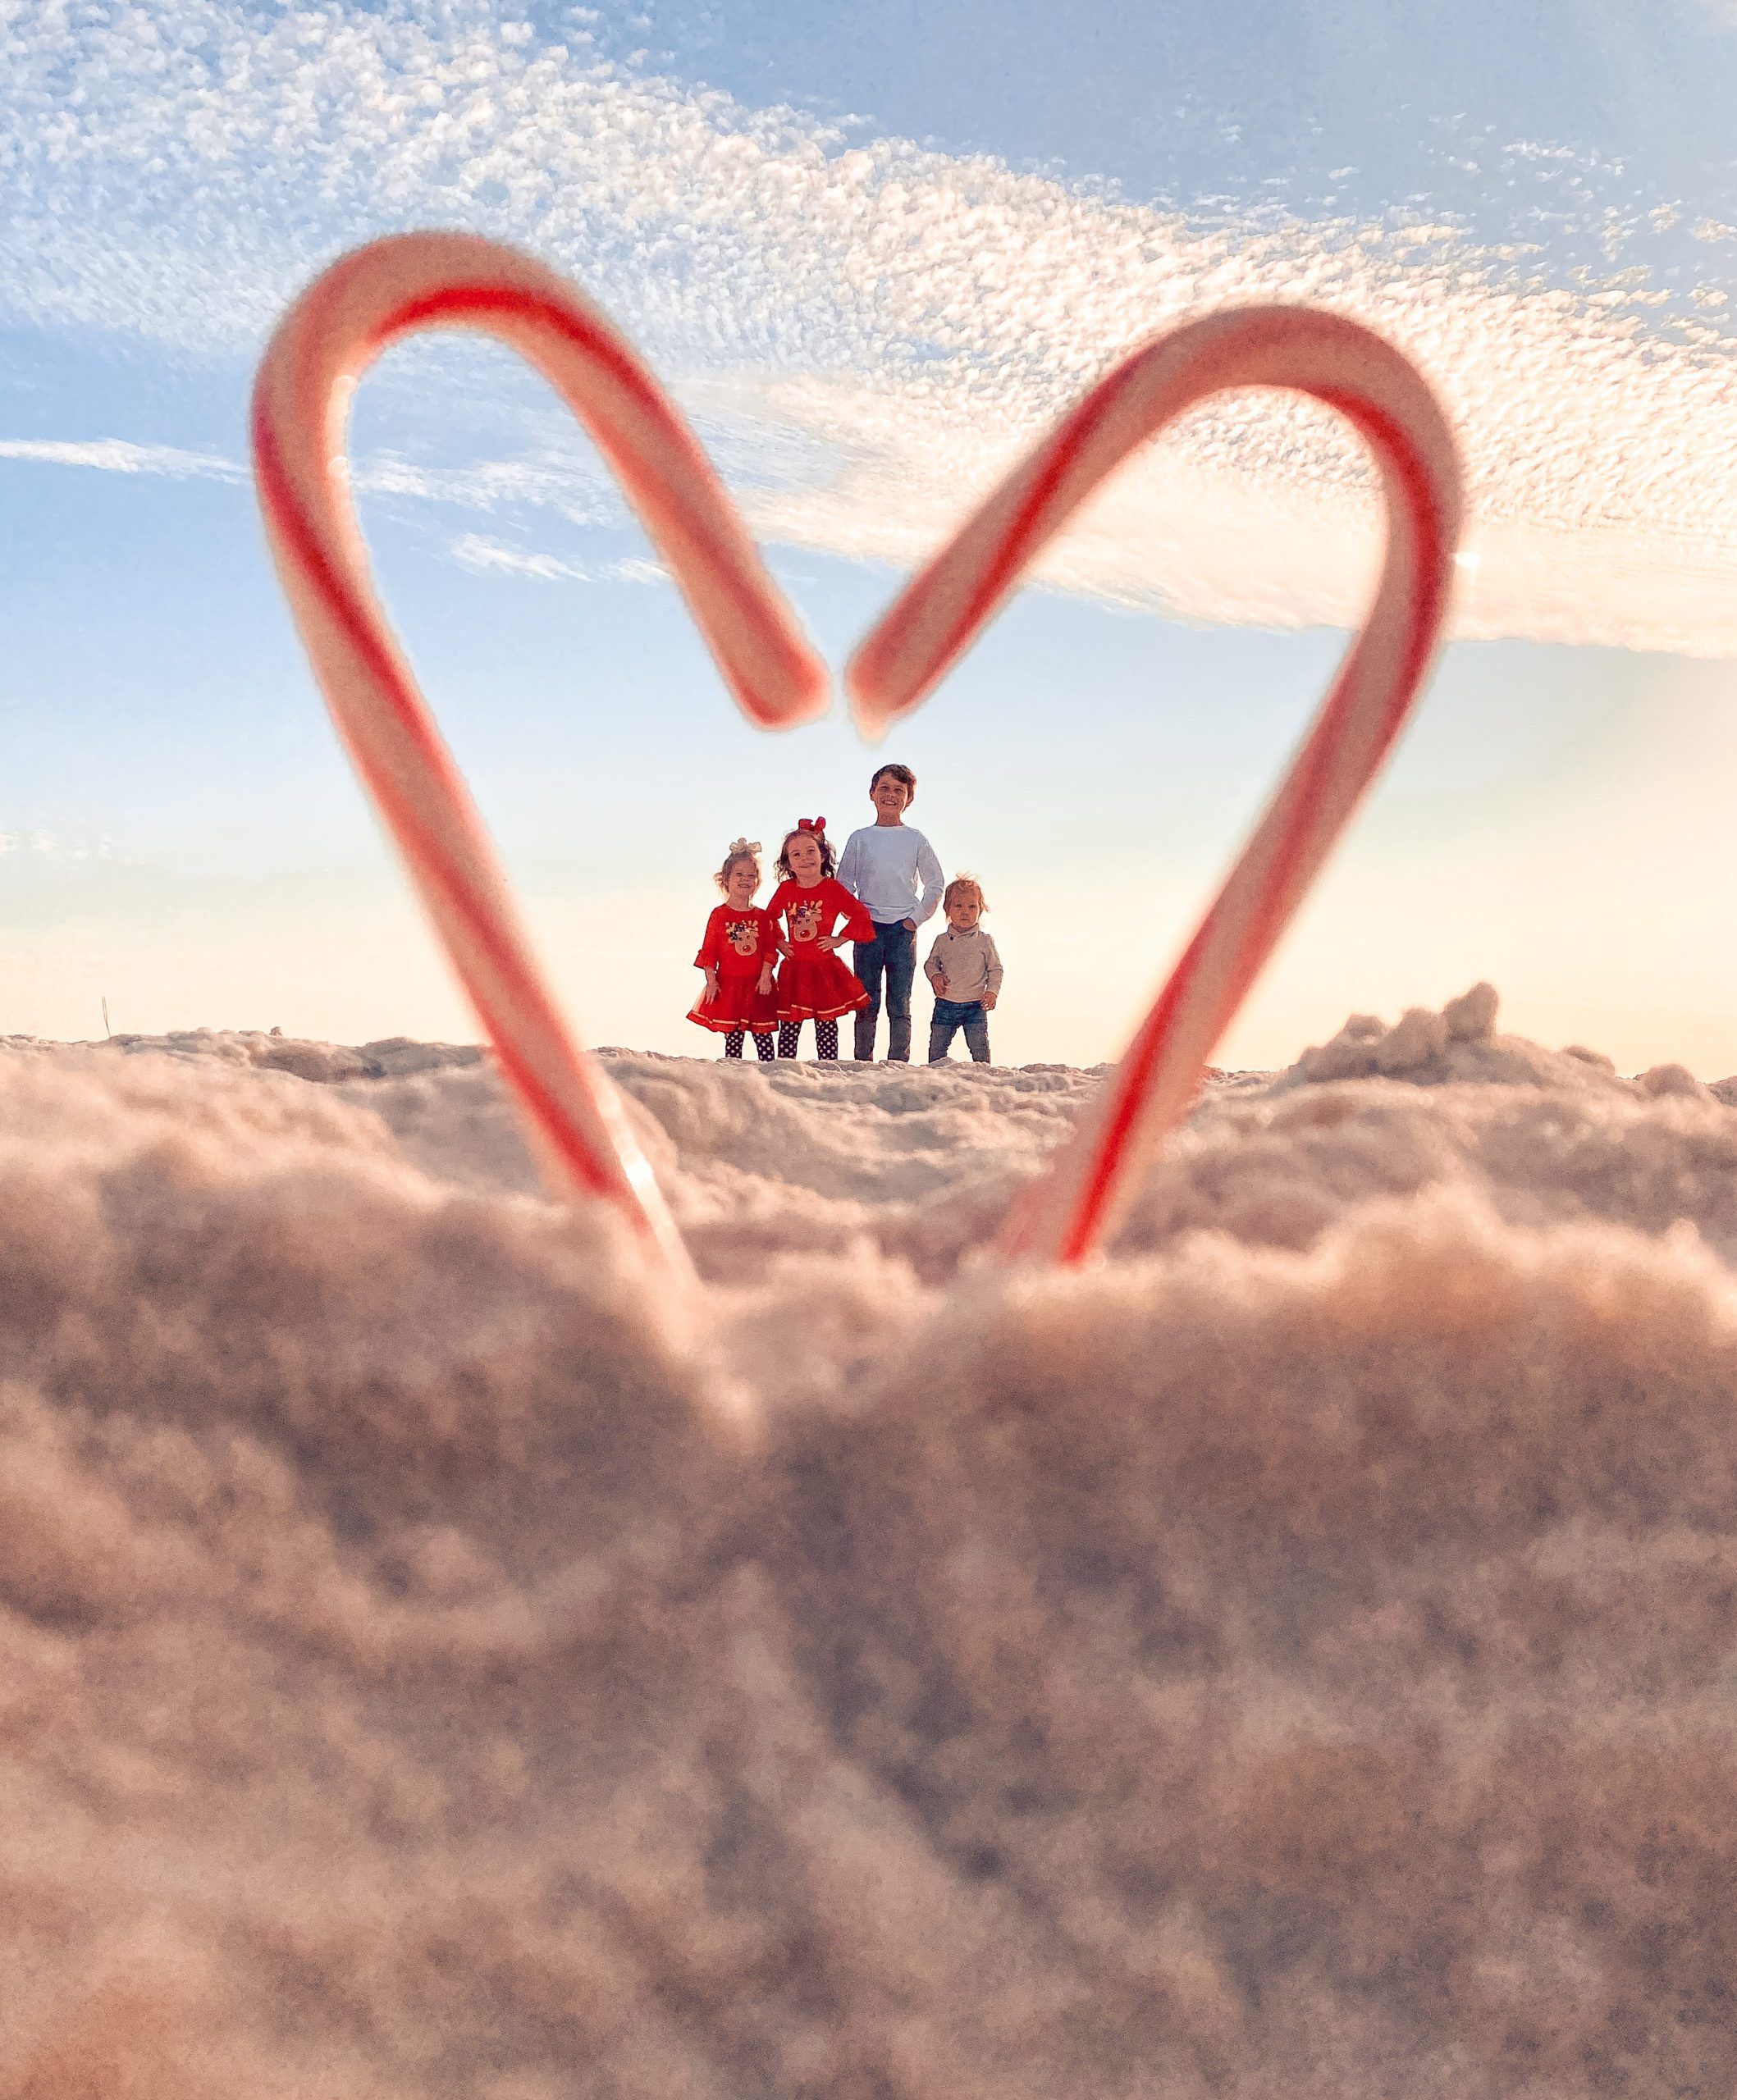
[728,837,761,856]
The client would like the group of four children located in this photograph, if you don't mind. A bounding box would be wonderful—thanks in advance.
[688,762,1005,1064]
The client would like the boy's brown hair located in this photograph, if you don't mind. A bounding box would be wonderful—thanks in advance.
[870,762,916,803]
[944,874,988,913]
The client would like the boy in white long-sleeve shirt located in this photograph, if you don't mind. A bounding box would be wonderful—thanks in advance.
[837,763,944,1062]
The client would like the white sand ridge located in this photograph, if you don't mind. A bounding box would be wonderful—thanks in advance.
[4,985,1737,2093]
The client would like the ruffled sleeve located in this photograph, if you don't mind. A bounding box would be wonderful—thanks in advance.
[693,906,725,970]
[832,880,875,943]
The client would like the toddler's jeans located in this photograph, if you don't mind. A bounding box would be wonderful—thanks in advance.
[929,998,990,1065]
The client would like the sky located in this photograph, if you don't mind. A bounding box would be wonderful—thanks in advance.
[2,0,1735,1071]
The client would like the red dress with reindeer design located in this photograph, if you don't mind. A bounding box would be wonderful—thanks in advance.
[766,878,874,1021]
[688,904,781,1034]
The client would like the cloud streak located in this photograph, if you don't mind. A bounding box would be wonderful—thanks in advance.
[449,532,665,583]
[2,0,1735,650]
[0,437,240,480]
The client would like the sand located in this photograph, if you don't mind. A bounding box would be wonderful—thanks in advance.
[4,988,1737,2096]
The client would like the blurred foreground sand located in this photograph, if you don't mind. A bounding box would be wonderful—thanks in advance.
[4,988,1737,2096]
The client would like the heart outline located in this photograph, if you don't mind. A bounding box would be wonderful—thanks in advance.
[254,233,1461,1283]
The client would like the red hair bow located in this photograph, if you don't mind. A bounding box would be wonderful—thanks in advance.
[798,815,826,833]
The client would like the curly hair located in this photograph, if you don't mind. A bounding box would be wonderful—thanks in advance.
[713,844,761,894]
[944,874,987,912]
[776,824,837,882]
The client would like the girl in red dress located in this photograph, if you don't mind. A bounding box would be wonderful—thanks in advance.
[688,838,780,1060]
[766,817,873,1060]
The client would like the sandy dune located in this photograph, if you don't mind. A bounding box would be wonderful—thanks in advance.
[4,988,1737,2096]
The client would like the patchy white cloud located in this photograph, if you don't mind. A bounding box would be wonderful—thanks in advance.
[0,829,102,862]
[2,0,1735,650]
[0,430,615,521]
[0,436,240,480]
[449,532,665,583]
[450,533,593,582]
[354,450,616,525]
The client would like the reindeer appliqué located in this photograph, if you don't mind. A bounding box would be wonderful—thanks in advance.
[789,900,822,944]
[724,917,761,959]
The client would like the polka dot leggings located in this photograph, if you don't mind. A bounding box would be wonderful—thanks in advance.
[778,1018,839,1060]
[723,1030,776,1061]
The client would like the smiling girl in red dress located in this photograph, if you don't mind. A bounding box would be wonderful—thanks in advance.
[688,838,779,1060]
[766,817,873,1060]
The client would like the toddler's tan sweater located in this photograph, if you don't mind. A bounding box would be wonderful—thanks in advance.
[924,926,1003,1004]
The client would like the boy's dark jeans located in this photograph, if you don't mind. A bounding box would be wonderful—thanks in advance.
[853,919,916,1061]
[930,998,990,1064]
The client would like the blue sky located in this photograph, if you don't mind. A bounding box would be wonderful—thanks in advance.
[2,0,1735,1069]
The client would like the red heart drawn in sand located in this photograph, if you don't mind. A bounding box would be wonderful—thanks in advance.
[252,233,1461,1285]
